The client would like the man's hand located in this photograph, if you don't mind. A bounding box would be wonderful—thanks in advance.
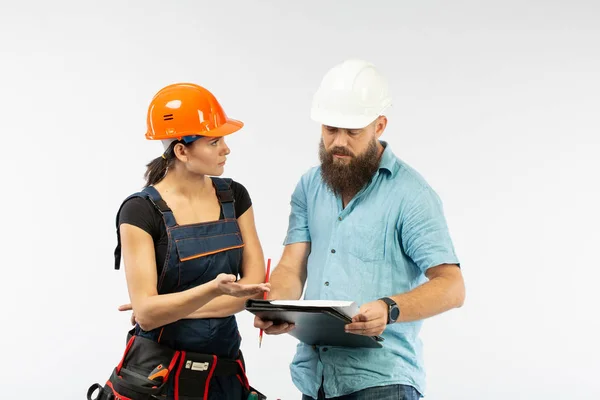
[344,300,388,336]
[117,303,136,326]
[253,315,295,335]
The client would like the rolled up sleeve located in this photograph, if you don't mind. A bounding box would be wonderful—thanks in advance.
[284,176,311,245]
[400,186,460,273]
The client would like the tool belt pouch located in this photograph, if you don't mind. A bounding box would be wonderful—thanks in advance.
[174,352,267,400]
[236,350,267,400]
[88,332,180,400]
[174,352,216,399]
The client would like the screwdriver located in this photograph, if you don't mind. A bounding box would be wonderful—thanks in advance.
[148,364,169,381]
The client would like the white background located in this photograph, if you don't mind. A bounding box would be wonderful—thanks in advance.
[1,1,599,399]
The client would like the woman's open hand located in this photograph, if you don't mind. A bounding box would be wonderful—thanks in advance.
[214,273,270,297]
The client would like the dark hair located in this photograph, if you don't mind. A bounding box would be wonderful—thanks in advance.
[144,140,193,187]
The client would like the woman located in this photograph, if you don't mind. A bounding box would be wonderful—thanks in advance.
[99,83,269,400]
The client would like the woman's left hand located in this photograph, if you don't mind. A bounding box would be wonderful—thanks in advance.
[214,273,271,297]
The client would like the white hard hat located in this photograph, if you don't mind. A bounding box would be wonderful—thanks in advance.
[310,59,392,129]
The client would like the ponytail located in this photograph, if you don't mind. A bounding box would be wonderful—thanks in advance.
[144,156,169,187]
[143,140,193,187]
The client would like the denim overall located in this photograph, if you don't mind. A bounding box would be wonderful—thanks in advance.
[114,177,248,400]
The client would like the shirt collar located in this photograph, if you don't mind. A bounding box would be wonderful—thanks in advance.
[378,141,399,178]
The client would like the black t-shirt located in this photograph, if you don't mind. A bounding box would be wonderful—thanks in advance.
[118,180,252,276]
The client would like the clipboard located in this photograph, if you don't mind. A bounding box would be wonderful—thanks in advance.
[245,299,384,348]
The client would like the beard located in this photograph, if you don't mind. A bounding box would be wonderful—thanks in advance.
[319,138,381,198]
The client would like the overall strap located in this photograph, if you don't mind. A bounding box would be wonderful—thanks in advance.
[211,177,235,219]
[113,187,177,270]
[141,186,178,228]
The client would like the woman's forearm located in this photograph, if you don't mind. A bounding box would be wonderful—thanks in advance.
[135,281,220,331]
[186,278,264,319]
[186,295,245,319]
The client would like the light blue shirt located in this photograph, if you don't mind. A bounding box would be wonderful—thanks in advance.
[283,141,460,398]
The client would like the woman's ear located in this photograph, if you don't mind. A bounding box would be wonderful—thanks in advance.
[173,142,189,163]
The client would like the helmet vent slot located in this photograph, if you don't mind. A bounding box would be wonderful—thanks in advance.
[163,114,174,121]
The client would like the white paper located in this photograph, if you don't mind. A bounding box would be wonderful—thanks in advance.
[269,300,359,318]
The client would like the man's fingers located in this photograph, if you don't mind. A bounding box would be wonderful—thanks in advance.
[351,313,368,323]
[253,316,294,335]
[345,318,384,332]
[253,317,274,330]
[345,322,367,332]
[344,324,385,336]
[352,306,379,322]
[353,328,382,336]
[345,318,386,336]
[118,303,132,312]
[265,323,295,335]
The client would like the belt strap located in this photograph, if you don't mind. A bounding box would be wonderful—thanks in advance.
[125,330,244,378]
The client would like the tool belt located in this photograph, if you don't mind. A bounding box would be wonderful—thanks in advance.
[87,330,266,400]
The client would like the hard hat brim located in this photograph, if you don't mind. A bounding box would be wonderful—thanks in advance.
[199,118,244,138]
[310,109,378,130]
[145,118,244,140]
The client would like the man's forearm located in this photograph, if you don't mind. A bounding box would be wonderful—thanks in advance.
[389,273,465,323]
[267,264,305,300]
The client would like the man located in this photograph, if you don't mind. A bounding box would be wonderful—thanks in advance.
[254,59,465,400]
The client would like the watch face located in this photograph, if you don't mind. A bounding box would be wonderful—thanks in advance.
[390,306,400,321]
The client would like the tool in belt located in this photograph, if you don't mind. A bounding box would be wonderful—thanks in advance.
[87,330,266,400]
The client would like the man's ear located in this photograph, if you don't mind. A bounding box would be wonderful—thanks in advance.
[374,116,388,138]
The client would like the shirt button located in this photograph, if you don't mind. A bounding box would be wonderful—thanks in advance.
[331,249,336,253]
[338,217,342,221]
[324,281,329,286]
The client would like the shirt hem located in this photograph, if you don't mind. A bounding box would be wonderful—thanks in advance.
[292,373,425,399]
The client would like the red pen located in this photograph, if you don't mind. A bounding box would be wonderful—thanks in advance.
[259,258,271,348]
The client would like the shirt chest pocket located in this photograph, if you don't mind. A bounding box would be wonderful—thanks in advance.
[343,223,386,262]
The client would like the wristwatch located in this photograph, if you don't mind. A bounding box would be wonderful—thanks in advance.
[379,297,400,324]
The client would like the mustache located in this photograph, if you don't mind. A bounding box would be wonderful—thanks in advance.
[328,146,354,157]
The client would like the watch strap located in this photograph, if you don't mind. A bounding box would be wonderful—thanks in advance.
[379,297,398,324]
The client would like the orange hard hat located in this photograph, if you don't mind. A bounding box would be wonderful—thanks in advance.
[145,83,243,142]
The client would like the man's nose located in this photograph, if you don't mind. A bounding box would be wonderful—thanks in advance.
[332,132,349,148]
